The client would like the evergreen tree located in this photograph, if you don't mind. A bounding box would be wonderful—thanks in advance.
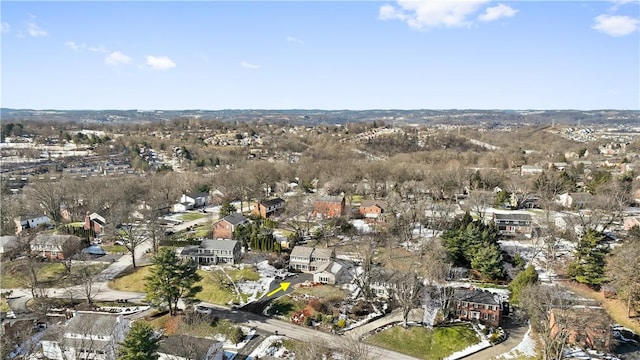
[220,200,237,217]
[145,249,203,315]
[118,322,159,360]
[509,265,539,304]
[568,229,609,288]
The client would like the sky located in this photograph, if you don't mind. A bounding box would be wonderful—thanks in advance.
[1,1,639,110]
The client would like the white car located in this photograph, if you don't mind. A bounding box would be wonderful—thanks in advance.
[195,305,212,315]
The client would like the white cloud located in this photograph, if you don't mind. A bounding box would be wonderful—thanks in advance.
[1,22,10,34]
[88,45,108,53]
[478,3,518,22]
[105,51,132,66]
[65,41,81,51]
[146,55,176,70]
[241,61,261,69]
[378,0,489,29]
[592,14,639,36]
[286,36,304,44]
[27,21,47,37]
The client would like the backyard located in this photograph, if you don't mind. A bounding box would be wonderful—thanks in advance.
[366,323,481,360]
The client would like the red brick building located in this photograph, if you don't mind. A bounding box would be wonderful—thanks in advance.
[312,195,345,219]
[452,288,505,327]
[252,198,285,218]
[212,213,248,239]
[83,212,106,234]
[358,200,387,224]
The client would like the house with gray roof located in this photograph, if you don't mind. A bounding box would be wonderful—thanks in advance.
[452,287,505,327]
[289,245,334,272]
[212,213,248,239]
[0,235,19,257]
[179,239,242,265]
[158,335,224,360]
[31,234,83,260]
[493,212,533,237]
[41,312,131,360]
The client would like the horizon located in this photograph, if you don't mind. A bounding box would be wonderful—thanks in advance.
[2,1,639,110]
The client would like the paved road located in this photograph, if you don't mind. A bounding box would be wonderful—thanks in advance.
[200,303,420,360]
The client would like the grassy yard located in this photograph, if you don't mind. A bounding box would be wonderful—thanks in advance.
[268,285,348,318]
[366,324,480,360]
[102,245,127,254]
[109,265,153,292]
[179,213,206,221]
[563,281,640,334]
[109,265,260,305]
[1,260,108,289]
[0,298,10,312]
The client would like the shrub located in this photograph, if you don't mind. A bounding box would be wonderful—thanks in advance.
[337,319,346,328]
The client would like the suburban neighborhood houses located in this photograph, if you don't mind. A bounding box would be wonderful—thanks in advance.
[1,109,639,360]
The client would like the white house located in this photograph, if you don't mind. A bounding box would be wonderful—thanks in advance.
[42,312,131,360]
[313,260,350,285]
[14,214,51,234]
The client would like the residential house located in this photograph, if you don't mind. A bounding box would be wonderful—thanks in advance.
[179,239,242,265]
[550,306,613,352]
[181,192,212,209]
[14,214,51,234]
[212,214,248,240]
[370,268,420,299]
[452,288,505,327]
[31,234,83,260]
[520,165,544,176]
[556,192,594,209]
[41,312,131,360]
[0,236,19,257]
[313,261,348,285]
[84,212,106,234]
[158,335,224,360]
[312,195,346,219]
[358,200,387,224]
[289,246,334,272]
[252,197,285,218]
[493,212,533,237]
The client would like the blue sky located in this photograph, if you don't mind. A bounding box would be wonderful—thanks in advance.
[2,1,639,110]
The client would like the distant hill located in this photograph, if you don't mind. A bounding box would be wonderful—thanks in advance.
[1,108,638,126]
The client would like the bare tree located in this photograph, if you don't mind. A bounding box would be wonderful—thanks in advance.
[519,284,573,360]
[336,335,383,360]
[607,229,640,318]
[76,265,102,304]
[117,223,148,269]
[23,180,66,222]
[391,272,423,328]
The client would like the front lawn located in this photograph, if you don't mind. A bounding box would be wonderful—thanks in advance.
[366,323,480,360]
[179,213,206,221]
[109,265,260,306]
[109,265,153,292]
[1,260,107,288]
[267,285,349,319]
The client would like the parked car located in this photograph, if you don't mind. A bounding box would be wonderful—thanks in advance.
[195,305,212,315]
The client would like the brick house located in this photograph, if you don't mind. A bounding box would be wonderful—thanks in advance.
[30,234,83,260]
[289,246,334,272]
[179,239,242,265]
[312,195,345,219]
[550,306,613,352]
[84,212,106,234]
[358,200,387,223]
[252,197,285,218]
[212,214,248,239]
[452,288,505,327]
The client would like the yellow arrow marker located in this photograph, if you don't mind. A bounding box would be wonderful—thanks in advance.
[267,282,291,297]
